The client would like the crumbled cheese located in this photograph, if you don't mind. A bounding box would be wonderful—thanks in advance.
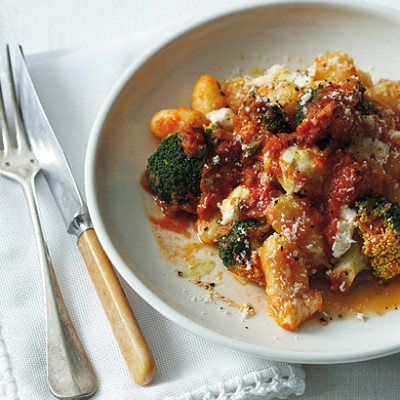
[279,146,320,194]
[351,137,390,165]
[390,147,400,160]
[206,107,235,130]
[252,64,289,86]
[251,64,312,88]
[388,130,400,139]
[212,155,220,164]
[339,280,347,293]
[356,313,367,322]
[299,90,312,106]
[307,62,316,80]
[332,206,358,258]
[219,185,251,225]
[285,70,313,87]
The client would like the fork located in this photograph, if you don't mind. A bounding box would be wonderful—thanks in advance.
[0,45,98,399]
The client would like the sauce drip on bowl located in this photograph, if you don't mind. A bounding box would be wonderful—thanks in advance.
[147,208,400,324]
[311,273,400,320]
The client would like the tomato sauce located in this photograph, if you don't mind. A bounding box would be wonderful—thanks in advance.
[142,53,400,330]
[311,273,400,319]
[148,215,194,238]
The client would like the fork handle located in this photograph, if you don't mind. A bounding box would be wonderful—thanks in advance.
[77,229,156,386]
[23,177,98,399]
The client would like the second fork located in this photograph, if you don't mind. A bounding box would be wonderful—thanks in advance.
[0,45,98,399]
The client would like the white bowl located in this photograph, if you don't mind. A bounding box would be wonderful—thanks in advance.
[86,1,400,363]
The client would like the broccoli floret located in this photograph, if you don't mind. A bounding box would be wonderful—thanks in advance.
[146,132,206,207]
[263,105,291,134]
[218,219,267,284]
[356,196,400,231]
[355,196,400,280]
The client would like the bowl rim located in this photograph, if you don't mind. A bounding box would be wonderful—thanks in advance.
[86,0,400,364]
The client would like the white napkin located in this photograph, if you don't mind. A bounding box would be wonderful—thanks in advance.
[0,37,305,400]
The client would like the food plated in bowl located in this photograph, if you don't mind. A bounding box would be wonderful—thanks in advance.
[86,1,400,362]
[144,51,400,331]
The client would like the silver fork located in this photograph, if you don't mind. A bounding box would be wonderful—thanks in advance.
[0,45,98,399]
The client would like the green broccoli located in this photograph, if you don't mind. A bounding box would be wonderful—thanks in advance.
[146,132,206,207]
[218,219,267,284]
[262,104,292,134]
[355,196,400,280]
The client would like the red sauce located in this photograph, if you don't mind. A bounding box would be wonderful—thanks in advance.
[178,123,206,158]
[197,129,242,220]
[147,207,400,321]
[148,214,194,238]
[142,64,400,329]
[311,273,400,319]
[233,113,260,144]
[262,135,288,177]
[296,80,361,146]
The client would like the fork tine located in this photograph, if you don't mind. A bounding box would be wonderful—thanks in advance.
[0,78,12,155]
[0,43,98,397]
[5,44,29,152]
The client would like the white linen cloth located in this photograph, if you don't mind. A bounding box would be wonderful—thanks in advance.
[0,37,305,400]
[2,0,400,399]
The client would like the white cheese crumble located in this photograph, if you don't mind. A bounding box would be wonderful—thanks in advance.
[279,146,320,194]
[252,64,288,86]
[339,280,347,293]
[251,63,313,88]
[356,313,367,322]
[351,137,390,165]
[307,62,316,80]
[219,185,251,225]
[332,206,358,258]
[206,107,235,130]
[285,70,313,88]
[298,90,312,106]
[212,155,220,164]
[389,130,400,140]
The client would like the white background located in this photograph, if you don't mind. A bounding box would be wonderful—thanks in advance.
[3,0,400,399]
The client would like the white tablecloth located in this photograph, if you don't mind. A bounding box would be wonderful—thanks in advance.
[2,0,400,399]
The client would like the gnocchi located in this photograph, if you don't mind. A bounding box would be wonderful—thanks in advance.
[144,51,400,331]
